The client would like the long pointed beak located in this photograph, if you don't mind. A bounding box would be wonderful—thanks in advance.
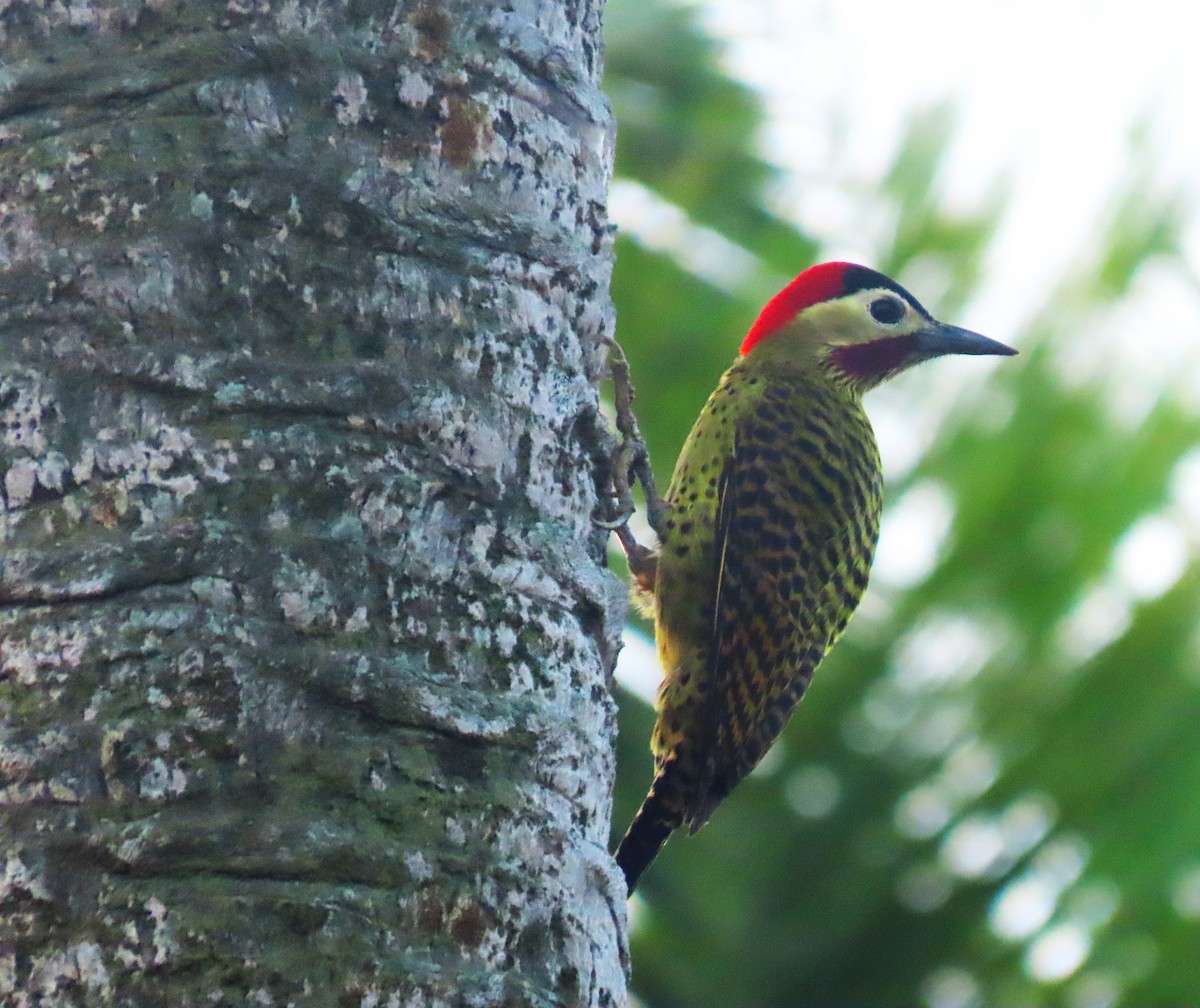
[917,322,1017,358]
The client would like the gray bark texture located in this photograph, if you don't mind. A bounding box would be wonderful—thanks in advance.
[0,1,628,1005]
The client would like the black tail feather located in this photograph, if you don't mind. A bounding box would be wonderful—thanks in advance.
[614,767,685,894]
[615,808,672,894]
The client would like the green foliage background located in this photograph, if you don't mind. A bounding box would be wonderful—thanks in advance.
[604,2,1200,1005]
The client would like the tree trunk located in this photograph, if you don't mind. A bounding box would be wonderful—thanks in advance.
[0,1,626,1004]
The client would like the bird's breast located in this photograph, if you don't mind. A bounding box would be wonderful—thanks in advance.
[653,370,883,725]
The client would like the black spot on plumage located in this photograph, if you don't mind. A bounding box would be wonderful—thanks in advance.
[762,529,786,552]
[848,478,870,520]
[818,457,852,496]
[804,409,835,439]
[853,517,876,553]
[759,446,786,468]
[743,472,766,493]
[738,513,765,535]
[787,431,818,454]
[744,421,770,444]
[812,481,837,508]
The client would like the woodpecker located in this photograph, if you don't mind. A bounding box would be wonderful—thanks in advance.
[614,262,1016,893]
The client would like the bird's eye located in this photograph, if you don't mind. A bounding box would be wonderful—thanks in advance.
[869,296,906,325]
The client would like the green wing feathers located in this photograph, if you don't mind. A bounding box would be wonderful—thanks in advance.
[682,381,882,830]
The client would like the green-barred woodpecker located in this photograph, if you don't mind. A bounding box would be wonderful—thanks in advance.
[615,262,1016,893]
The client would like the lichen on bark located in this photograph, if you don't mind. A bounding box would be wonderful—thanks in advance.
[0,1,626,1004]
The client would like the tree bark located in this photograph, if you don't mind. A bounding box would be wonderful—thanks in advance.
[0,1,626,1004]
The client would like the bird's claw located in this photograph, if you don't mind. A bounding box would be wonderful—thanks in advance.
[594,337,667,591]
[593,508,634,532]
[600,337,668,536]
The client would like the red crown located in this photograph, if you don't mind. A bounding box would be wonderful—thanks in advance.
[740,262,855,356]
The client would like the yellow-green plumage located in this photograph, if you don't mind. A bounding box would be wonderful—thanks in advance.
[654,361,881,816]
[615,262,1016,893]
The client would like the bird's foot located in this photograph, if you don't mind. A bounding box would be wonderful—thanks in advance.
[595,337,669,540]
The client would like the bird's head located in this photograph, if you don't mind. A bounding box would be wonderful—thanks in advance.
[739,262,1017,392]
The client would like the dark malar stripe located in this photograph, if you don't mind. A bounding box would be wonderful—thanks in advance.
[830,334,919,382]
